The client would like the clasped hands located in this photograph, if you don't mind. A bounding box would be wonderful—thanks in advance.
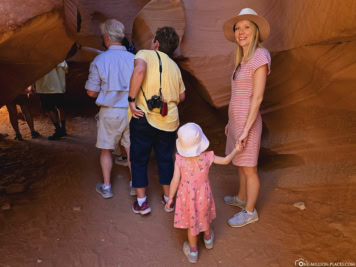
[225,124,248,152]
[165,198,173,210]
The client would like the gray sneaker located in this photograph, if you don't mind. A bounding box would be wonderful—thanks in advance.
[129,181,136,196]
[228,209,259,227]
[183,242,198,263]
[115,155,129,167]
[204,230,214,249]
[224,195,246,208]
[96,182,113,199]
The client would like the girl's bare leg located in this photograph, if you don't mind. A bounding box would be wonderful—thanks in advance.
[203,225,211,239]
[187,228,198,249]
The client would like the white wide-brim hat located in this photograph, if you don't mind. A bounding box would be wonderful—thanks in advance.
[223,8,270,43]
[176,123,210,157]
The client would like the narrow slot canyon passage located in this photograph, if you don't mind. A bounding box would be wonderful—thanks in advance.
[0,97,355,266]
[1,0,356,266]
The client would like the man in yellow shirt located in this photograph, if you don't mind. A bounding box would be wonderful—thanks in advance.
[128,26,186,215]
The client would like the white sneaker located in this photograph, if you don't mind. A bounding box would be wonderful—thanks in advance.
[224,195,246,208]
[129,181,136,196]
[183,242,198,263]
[228,209,259,227]
[161,194,175,213]
[96,182,113,199]
[115,155,129,167]
[204,230,214,249]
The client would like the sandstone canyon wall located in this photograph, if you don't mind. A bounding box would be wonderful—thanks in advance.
[1,0,355,186]
[129,0,356,186]
[0,0,80,105]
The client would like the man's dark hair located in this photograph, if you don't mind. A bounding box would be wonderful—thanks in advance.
[154,26,179,57]
[122,37,130,50]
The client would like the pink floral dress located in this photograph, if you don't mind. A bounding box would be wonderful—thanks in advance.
[174,152,216,236]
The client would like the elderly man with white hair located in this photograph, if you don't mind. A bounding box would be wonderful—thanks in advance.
[85,19,134,198]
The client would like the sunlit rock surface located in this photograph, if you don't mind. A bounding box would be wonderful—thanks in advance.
[131,0,356,186]
[131,0,185,54]
[75,0,150,48]
[0,0,78,106]
[1,0,355,186]
[178,0,356,107]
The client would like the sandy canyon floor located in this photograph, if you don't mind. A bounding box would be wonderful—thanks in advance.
[0,105,355,267]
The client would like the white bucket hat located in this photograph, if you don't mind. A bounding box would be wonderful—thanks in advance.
[223,8,270,43]
[176,123,210,157]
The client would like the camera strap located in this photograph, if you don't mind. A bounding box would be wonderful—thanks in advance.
[140,51,163,102]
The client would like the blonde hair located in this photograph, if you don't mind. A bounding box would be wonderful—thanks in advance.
[100,19,125,43]
[235,21,262,67]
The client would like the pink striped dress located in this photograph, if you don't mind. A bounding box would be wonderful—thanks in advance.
[225,48,271,167]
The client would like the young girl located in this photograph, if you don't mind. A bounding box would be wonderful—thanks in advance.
[166,123,240,263]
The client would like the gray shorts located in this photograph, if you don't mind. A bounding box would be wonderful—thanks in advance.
[96,107,130,150]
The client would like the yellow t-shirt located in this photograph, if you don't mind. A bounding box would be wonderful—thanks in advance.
[132,50,185,132]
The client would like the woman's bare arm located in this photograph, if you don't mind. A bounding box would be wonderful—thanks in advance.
[238,65,268,149]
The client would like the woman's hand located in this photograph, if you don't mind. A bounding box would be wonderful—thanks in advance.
[235,141,241,152]
[129,102,144,119]
[225,124,229,136]
[237,129,249,151]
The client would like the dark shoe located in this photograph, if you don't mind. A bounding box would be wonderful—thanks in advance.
[61,128,68,137]
[60,121,67,136]
[14,133,23,141]
[161,194,175,213]
[31,131,41,139]
[0,133,9,139]
[48,129,65,140]
[132,200,151,215]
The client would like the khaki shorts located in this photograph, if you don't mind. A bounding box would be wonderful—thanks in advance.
[96,107,130,150]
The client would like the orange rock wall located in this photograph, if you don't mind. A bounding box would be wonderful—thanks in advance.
[131,0,185,55]
[260,41,356,186]
[179,0,356,108]
[75,0,150,48]
[0,0,77,106]
[129,0,356,186]
[1,0,355,186]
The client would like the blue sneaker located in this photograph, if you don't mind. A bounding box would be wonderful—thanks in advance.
[204,230,214,249]
[183,242,198,263]
[224,195,246,209]
[228,209,258,227]
[96,182,113,199]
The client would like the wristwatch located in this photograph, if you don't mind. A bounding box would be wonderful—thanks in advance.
[128,96,135,102]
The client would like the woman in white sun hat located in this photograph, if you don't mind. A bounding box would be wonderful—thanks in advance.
[165,122,239,263]
[223,8,271,228]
